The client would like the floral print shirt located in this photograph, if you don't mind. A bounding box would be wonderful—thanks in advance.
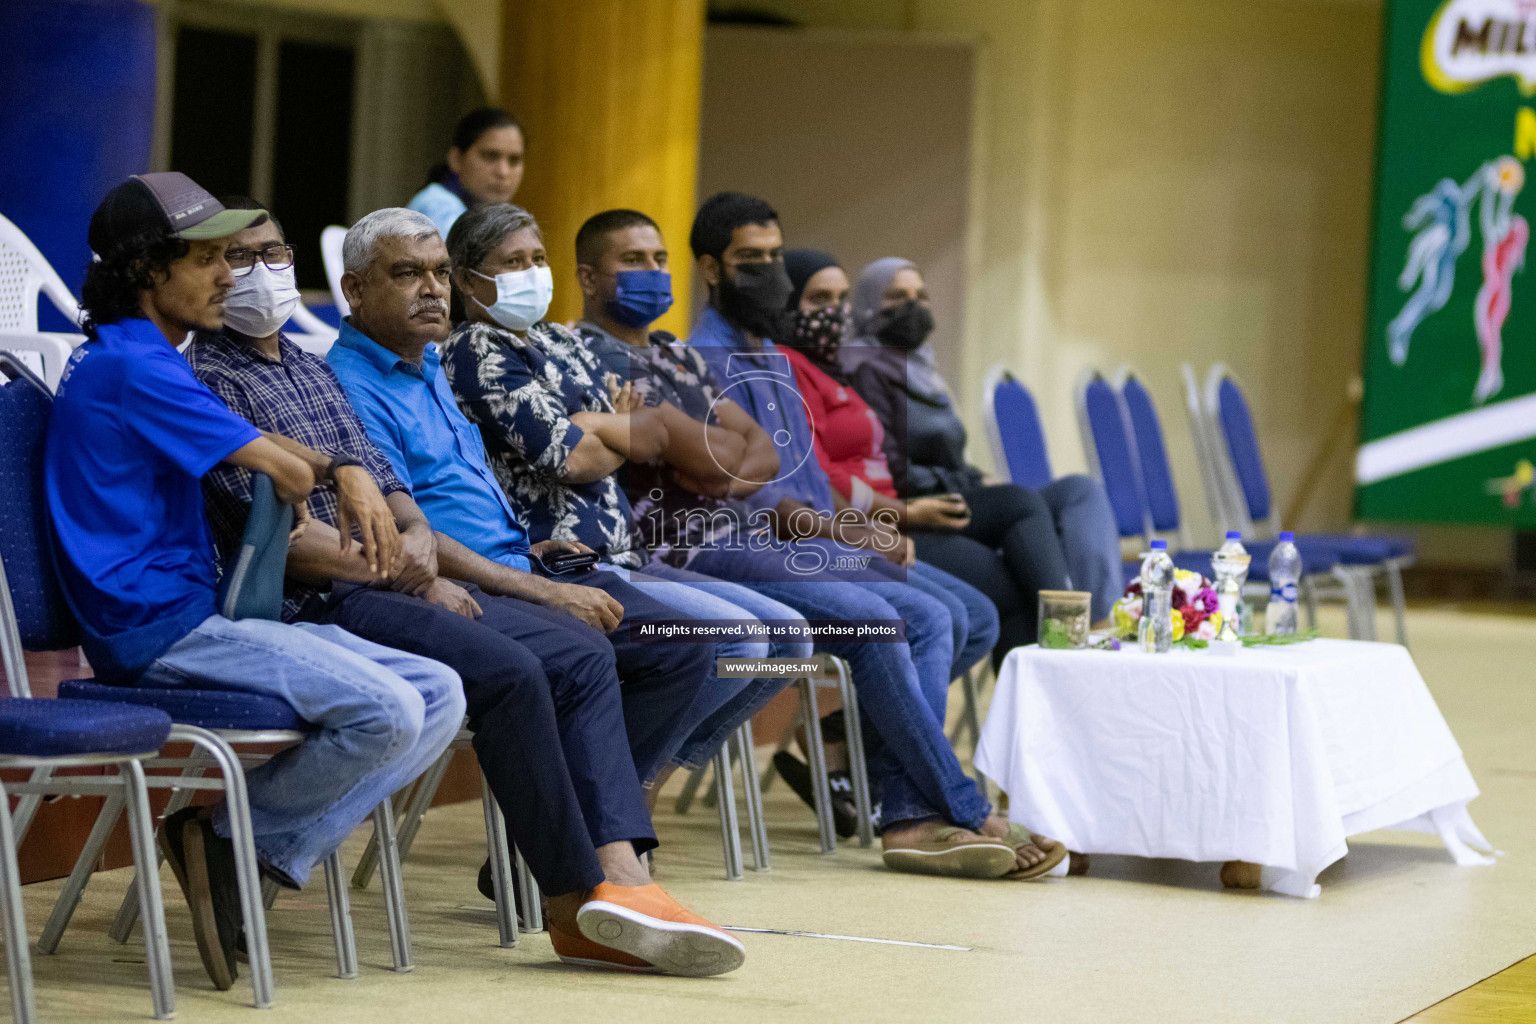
[440,319,641,567]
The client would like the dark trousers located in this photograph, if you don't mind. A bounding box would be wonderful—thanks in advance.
[912,483,1070,668]
[305,583,654,897]
[554,566,716,784]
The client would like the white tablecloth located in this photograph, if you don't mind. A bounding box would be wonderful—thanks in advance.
[975,639,1496,897]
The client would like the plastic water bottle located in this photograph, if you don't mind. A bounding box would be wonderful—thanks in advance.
[1139,540,1176,653]
[1266,531,1302,635]
[1214,531,1251,635]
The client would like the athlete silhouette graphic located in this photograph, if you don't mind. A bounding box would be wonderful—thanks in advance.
[1388,174,1478,366]
[1471,158,1528,404]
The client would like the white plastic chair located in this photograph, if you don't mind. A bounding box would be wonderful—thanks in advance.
[0,213,87,390]
[287,302,339,356]
[320,226,350,317]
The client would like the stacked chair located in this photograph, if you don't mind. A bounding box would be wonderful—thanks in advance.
[0,214,85,392]
[1189,364,1414,644]
[1074,367,1384,638]
[1110,367,1358,627]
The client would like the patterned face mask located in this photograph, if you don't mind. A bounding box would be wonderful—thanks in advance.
[793,303,849,364]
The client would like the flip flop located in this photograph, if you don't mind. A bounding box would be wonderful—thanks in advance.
[1002,822,1069,880]
[881,827,1017,879]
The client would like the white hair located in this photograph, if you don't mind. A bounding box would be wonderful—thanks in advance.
[342,208,441,274]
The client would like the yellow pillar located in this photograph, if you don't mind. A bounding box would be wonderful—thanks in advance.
[501,0,704,336]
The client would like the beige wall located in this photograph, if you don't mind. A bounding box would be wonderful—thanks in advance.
[698,27,975,384]
[748,0,1507,559]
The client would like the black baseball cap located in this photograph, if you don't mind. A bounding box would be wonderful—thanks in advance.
[88,172,267,256]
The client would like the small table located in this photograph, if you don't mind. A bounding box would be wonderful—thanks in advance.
[975,639,1496,897]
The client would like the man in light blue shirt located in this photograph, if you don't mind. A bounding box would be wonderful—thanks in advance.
[327,208,723,794]
[328,318,532,572]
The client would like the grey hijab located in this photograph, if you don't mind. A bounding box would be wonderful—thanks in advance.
[840,256,950,403]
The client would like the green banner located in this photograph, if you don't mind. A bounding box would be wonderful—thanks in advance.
[1358,0,1536,524]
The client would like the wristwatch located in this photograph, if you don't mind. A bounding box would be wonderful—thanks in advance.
[325,454,366,481]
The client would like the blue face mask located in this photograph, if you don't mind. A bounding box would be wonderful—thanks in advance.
[605,270,674,328]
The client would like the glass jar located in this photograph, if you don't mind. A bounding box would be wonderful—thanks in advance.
[1038,590,1092,649]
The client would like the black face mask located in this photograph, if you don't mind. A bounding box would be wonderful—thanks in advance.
[718,259,793,337]
[874,299,935,350]
[793,304,848,365]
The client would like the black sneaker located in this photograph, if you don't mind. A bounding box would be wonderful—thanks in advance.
[772,751,858,838]
[477,857,530,930]
[158,807,242,990]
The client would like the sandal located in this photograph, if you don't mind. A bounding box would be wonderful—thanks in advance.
[1002,822,1069,880]
[882,827,1017,879]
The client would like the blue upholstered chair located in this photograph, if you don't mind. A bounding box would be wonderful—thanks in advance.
[0,696,176,1023]
[1075,369,1212,580]
[982,366,1054,490]
[0,354,397,1009]
[0,355,176,1020]
[1113,366,1377,637]
[1202,365,1414,644]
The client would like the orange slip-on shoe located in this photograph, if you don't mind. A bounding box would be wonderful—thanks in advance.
[575,883,746,977]
[549,923,663,973]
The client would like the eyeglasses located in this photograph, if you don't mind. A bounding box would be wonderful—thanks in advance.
[226,244,295,277]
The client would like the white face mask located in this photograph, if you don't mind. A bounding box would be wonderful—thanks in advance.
[471,265,553,332]
[222,262,301,338]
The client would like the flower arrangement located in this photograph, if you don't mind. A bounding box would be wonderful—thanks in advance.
[1111,569,1225,642]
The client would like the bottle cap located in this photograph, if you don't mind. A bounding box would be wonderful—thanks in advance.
[1279,531,1295,542]
[1226,531,1241,540]
[1150,539,1167,550]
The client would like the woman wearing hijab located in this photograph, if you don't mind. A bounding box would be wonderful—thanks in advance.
[830,256,1122,661]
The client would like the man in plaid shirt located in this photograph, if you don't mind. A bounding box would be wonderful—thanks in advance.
[186,199,744,977]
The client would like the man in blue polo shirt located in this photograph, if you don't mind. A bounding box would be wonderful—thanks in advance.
[326,209,721,791]
[46,173,465,990]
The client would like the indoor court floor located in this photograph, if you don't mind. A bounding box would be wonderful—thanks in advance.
[13,603,1535,1024]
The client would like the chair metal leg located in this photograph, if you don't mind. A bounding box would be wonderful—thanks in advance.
[122,761,174,1020]
[479,779,517,948]
[713,746,744,881]
[734,723,769,872]
[834,660,876,848]
[322,851,358,979]
[672,764,708,815]
[798,678,836,854]
[186,729,275,1009]
[10,766,54,848]
[354,757,445,891]
[1386,561,1409,647]
[109,750,212,944]
[393,755,449,864]
[1301,577,1319,631]
[370,802,413,973]
[38,787,124,954]
[0,780,38,1024]
[513,846,541,934]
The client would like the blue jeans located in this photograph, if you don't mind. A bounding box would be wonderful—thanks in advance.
[1041,475,1123,621]
[796,539,999,679]
[140,615,465,887]
[599,563,810,771]
[684,543,991,832]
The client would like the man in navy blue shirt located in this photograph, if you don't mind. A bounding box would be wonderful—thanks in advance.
[46,173,466,990]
